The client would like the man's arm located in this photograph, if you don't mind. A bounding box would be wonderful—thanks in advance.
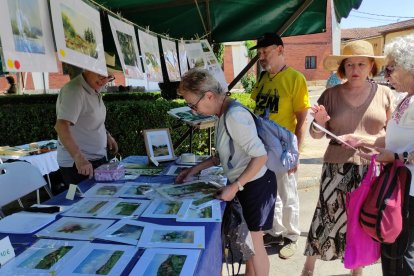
[55,119,93,178]
[295,108,309,152]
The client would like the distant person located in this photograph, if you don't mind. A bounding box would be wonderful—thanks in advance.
[325,71,342,88]
[5,76,17,94]
[301,40,393,276]
[250,32,310,259]
[55,54,118,186]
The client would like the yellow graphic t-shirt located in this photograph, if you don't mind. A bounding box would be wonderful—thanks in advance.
[251,67,310,133]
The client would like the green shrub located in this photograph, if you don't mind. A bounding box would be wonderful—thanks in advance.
[240,72,256,93]
[0,92,255,158]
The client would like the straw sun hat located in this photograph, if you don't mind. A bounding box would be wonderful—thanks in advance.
[323,40,384,71]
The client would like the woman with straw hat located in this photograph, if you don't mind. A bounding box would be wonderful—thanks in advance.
[301,40,394,276]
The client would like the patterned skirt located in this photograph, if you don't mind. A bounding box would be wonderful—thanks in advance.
[304,162,368,261]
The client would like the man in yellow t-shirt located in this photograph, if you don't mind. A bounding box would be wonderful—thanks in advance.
[250,33,310,259]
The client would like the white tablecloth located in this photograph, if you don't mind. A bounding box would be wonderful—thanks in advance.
[18,151,59,175]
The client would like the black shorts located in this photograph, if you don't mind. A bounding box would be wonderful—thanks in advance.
[236,169,277,231]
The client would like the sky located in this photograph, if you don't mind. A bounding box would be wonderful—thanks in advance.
[340,0,414,29]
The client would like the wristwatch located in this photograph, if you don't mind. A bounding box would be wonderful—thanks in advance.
[403,152,409,164]
[235,180,244,191]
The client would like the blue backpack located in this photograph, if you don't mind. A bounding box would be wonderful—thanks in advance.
[223,100,299,175]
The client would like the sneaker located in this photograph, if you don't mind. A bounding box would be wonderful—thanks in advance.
[263,234,284,246]
[279,238,297,259]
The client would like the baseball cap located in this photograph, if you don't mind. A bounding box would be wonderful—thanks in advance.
[250,33,284,50]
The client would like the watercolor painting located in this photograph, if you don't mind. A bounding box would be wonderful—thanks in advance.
[83,184,123,198]
[100,199,150,219]
[141,199,192,219]
[116,30,137,66]
[119,183,158,198]
[168,106,216,125]
[157,181,220,203]
[7,0,45,54]
[130,248,201,276]
[62,198,111,217]
[143,129,175,162]
[138,30,163,82]
[96,220,152,245]
[151,230,194,244]
[161,38,180,81]
[73,249,124,274]
[177,201,222,222]
[60,3,97,58]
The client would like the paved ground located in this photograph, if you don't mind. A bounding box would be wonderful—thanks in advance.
[223,86,383,276]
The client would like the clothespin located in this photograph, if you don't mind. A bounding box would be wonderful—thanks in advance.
[146,26,150,33]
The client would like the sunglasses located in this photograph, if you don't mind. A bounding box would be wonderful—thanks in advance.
[385,65,395,77]
[187,94,205,111]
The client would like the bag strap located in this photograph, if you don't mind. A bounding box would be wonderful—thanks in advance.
[223,100,258,170]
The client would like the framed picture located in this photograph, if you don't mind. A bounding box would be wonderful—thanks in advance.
[56,243,136,276]
[141,199,192,219]
[49,0,107,75]
[0,0,58,72]
[36,217,115,240]
[138,224,205,249]
[130,248,201,276]
[143,129,175,162]
[0,239,85,275]
[95,219,153,245]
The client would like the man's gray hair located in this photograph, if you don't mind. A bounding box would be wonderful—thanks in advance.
[384,34,414,73]
[178,68,225,97]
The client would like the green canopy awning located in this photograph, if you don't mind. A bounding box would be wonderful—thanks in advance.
[94,0,362,42]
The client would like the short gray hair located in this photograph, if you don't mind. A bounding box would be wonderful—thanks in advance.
[178,68,225,97]
[384,34,414,73]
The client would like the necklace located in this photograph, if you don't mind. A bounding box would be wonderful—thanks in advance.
[268,65,287,81]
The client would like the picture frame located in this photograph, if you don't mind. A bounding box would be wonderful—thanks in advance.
[130,248,201,276]
[36,217,115,241]
[138,224,205,249]
[56,243,136,276]
[141,199,192,219]
[0,239,86,275]
[138,29,163,82]
[143,128,175,162]
[95,219,153,245]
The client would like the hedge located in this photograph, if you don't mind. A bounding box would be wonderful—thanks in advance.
[0,92,255,157]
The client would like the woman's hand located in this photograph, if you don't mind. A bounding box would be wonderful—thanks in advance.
[215,183,238,201]
[357,147,394,163]
[310,104,330,125]
[338,134,365,149]
[175,167,197,183]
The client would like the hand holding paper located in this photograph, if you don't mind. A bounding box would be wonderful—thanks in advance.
[312,123,358,151]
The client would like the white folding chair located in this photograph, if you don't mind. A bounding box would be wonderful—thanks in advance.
[0,161,53,217]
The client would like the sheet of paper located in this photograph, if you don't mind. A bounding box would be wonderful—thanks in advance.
[312,123,358,151]
[0,212,56,234]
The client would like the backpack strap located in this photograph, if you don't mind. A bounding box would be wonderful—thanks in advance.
[223,100,258,170]
[258,70,267,83]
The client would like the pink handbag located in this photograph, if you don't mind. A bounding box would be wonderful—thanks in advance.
[344,155,381,269]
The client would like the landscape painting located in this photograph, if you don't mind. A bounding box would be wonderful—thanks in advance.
[130,248,201,276]
[62,198,111,218]
[0,240,85,275]
[60,3,97,58]
[119,182,160,198]
[141,199,192,219]
[58,244,135,276]
[100,199,150,219]
[161,38,180,81]
[165,164,192,176]
[156,180,221,203]
[138,30,163,82]
[108,15,143,79]
[36,217,115,240]
[167,106,216,125]
[7,0,45,54]
[138,225,205,249]
[82,183,124,198]
[96,220,152,245]
[177,201,222,222]
[143,129,175,162]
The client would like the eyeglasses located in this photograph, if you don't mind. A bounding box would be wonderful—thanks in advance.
[187,94,205,111]
[99,75,116,82]
[385,65,395,77]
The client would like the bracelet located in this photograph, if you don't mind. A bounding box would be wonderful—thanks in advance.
[403,151,409,164]
[394,152,400,160]
[311,122,323,133]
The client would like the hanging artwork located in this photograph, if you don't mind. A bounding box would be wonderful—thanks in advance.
[161,38,180,81]
[0,239,86,275]
[178,40,189,76]
[0,0,57,72]
[184,42,206,69]
[200,39,228,92]
[138,30,163,82]
[50,0,107,75]
[130,248,201,276]
[56,243,136,276]
[108,15,144,80]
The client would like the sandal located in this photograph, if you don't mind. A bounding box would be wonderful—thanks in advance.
[301,269,314,276]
